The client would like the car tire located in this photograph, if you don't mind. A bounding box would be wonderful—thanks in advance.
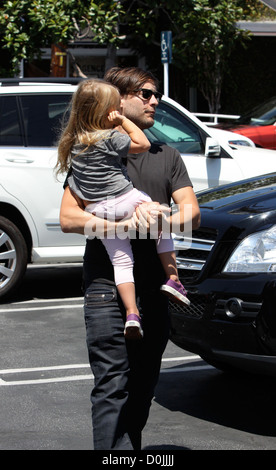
[0,216,28,300]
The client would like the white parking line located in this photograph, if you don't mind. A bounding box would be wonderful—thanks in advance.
[1,295,213,385]
[0,364,90,374]
[0,304,83,313]
[8,297,83,305]
[162,355,200,362]
[1,375,94,386]
[0,366,214,386]
[0,356,213,386]
[0,297,83,313]
[0,356,200,375]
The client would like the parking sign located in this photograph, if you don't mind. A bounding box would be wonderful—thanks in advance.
[161,31,172,64]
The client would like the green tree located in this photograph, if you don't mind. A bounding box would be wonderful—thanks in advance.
[0,0,124,74]
[122,0,268,113]
[171,0,249,113]
[0,0,274,111]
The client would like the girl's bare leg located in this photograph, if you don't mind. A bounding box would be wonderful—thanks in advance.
[158,250,179,282]
[117,282,143,340]
[117,282,139,316]
[159,250,190,306]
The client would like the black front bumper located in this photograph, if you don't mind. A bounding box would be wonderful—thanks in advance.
[169,277,276,375]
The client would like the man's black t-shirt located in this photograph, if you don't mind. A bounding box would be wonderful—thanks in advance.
[82,143,192,291]
[126,144,191,205]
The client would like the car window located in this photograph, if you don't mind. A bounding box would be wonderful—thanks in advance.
[0,96,23,146]
[255,106,276,126]
[237,97,276,126]
[20,94,72,147]
[144,102,204,154]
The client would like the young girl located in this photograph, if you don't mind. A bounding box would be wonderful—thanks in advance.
[56,79,190,340]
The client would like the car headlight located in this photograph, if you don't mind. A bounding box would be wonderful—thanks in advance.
[229,140,252,147]
[223,225,276,273]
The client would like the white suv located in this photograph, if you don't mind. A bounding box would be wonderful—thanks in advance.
[1,78,276,300]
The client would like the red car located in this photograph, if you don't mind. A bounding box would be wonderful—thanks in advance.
[218,97,276,150]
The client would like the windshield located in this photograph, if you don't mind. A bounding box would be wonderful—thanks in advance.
[144,101,204,154]
[237,97,276,127]
[198,174,276,207]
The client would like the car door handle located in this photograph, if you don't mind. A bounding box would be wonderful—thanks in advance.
[5,158,34,163]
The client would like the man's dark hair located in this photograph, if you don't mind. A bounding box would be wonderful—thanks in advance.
[104,67,159,96]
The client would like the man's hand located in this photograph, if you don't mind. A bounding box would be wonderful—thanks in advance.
[132,201,171,234]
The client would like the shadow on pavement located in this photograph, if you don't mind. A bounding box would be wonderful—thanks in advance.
[154,362,276,438]
[4,265,83,303]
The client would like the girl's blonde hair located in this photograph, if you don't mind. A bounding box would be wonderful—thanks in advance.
[56,79,121,175]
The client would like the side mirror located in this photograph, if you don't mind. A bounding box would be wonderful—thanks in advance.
[205,137,221,157]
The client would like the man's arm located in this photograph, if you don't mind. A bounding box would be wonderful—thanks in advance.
[60,186,137,237]
[133,187,200,235]
[171,186,201,232]
[60,186,90,234]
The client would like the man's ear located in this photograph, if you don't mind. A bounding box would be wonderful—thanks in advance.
[119,97,125,113]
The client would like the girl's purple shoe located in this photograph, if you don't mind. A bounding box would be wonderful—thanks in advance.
[160,279,190,306]
[124,313,143,340]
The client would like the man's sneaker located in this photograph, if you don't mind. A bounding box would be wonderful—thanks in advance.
[124,313,143,340]
[160,279,190,306]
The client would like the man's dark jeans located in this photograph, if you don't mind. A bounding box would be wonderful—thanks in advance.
[83,277,170,450]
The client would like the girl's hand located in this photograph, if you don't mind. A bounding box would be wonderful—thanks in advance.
[107,110,124,126]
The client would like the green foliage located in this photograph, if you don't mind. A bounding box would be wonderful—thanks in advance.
[0,0,124,72]
[238,0,276,19]
[121,0,275,112]
[171,0,249,112]
[0,0,274,110]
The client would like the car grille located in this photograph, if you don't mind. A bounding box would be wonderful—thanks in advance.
[174,228,217,283]
[169,293,207,319]
[170,228,217,319]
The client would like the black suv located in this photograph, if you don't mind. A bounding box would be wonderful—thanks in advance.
[170,173,276,376]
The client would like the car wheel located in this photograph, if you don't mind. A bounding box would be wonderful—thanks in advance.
[0,216,28,300]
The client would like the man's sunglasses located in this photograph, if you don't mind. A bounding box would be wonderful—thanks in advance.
[135,88,163,102]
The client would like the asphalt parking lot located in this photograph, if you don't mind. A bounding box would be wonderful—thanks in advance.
[2,265,276,453]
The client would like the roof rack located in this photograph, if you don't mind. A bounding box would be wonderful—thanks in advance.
[0,77,85,86]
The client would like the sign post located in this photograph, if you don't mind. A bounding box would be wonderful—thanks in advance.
[161,31,172,97]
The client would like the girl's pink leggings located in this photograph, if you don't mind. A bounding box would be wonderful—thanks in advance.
[86,188,174,285]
